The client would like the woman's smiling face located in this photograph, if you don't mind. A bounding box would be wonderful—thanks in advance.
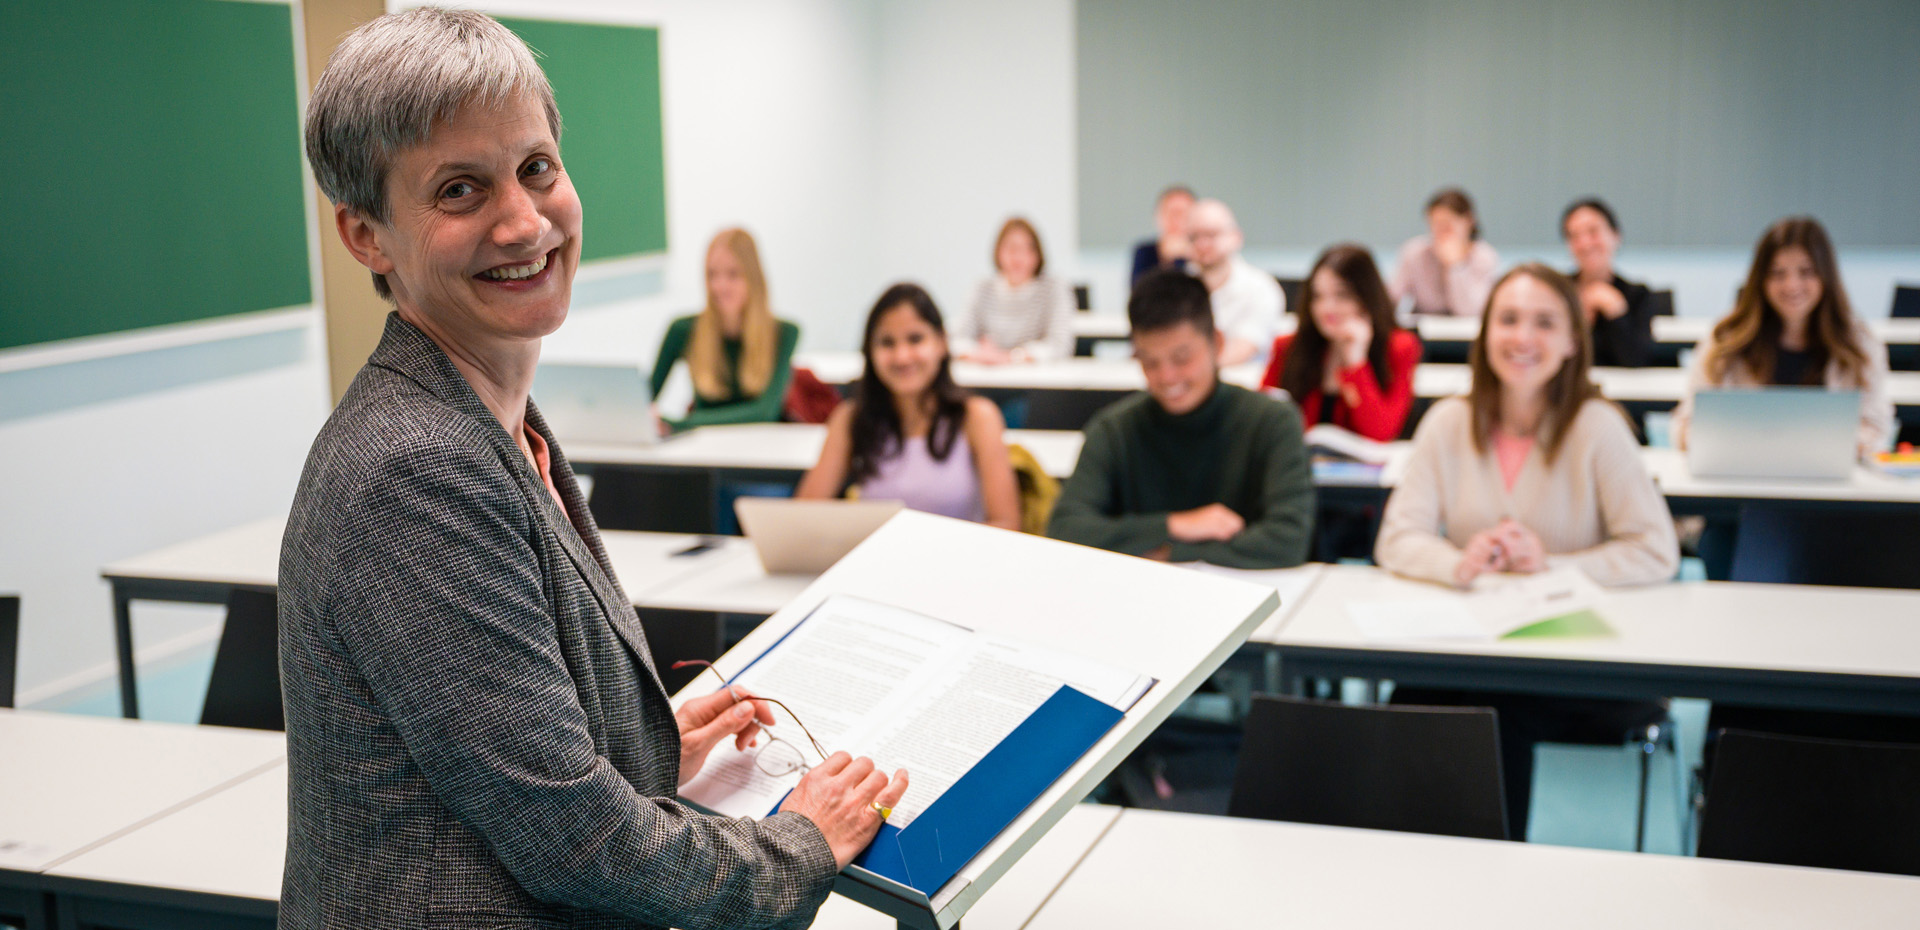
[359,92,582,345]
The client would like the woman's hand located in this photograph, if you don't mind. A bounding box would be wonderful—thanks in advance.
[970,339,1010,365]
[1336,314,1373,370]
[1495,518,1547,573]
[1455,529,1508,586]
[779,753,910,869]
[675,685,775,787]
[1434,230,1471,268]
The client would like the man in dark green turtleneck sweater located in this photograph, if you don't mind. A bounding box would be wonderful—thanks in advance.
[1048,270,1313,568]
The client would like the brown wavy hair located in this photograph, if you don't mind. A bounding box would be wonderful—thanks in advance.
[689,228,778,401]
[1280,243,1404,403]
[1702,217,1867,387]
[1467,263,1611,464]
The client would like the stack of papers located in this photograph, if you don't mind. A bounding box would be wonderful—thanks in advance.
[1345,568,1613,642]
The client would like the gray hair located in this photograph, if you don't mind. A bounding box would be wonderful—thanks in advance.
[304,8,561,296]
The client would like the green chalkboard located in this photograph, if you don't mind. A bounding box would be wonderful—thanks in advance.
[499,17,669,263]
[0,0,311,352]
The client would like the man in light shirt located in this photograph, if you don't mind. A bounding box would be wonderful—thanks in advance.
[1186,198,1285,366]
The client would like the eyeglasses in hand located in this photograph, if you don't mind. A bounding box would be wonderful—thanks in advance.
[673,659,829,778]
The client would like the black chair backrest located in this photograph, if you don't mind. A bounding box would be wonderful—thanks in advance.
[1072,283,1090,312]
[1892,284,1920,318]
[1729,505,1920,589]
[1275,276,1303,312]
[1229,695,1509,840]
[0,595,18,709]
[587,467,719,534]
[1647,289,1675,317]
[1699,728,1920,876]
[200,588,284,731]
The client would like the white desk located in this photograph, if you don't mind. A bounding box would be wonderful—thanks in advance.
[1026,809,1920,928]
[99,521,745,718]
[796,350,1269,394]
[1264,564,1920,716]
[1645,447,1920,510]
[566,423,1086,480]
[0,710,284,881]
[41,763,283,927]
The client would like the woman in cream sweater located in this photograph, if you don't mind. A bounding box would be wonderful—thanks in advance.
[1375,263,1679,836]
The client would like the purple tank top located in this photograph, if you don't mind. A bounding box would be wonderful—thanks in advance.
[857,431,985,522]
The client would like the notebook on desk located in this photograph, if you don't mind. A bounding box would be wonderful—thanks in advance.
[1686,388,1858,480]
[734,497,905,574]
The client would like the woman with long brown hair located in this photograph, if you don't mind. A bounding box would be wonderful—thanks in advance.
[1259,243,1422,441]
[796,283,1020,529]
[1375,263,1679,836]
[1672,216,1893,456]
[649,228,800,431]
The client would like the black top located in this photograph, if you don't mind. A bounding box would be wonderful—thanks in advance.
[1131,239,1169,287]
[1573,270,1656,367]
[1772,347,1818,386]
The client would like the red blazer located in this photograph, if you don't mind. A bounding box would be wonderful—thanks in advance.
[1261,328,1422,441]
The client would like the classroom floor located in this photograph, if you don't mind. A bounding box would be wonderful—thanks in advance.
[33,635,1712,857]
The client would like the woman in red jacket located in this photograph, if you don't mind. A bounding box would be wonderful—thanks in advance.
[1262,243,1423,440]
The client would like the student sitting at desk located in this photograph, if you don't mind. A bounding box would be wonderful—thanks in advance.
[1048,270,1314,568]
[954,217,1076,364]
[1186,198,1285,366]
[650,228,800,431]
[1260,243,1421,441]
[797,283,1021,530]
[1375,263,1680,835]
[1671,216,1894,457]
[1389,187,1499,317]
[1129,185,1195,287]
[1562,197,1656,367]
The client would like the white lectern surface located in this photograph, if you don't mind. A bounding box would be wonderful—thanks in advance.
[670,511,1279,929]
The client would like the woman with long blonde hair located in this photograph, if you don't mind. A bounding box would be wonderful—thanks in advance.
[649,228,800,431]
[1672,216,1893,457]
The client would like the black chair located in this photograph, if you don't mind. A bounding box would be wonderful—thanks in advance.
[587,467,719,534]
[1228,695,1509,840]
[1729,505,1920,589]
[0,595,18,709]
[200,588,284,731]
[1072,283,1090,312]
[1275,275,1303,311]
[1647,289,1675,317]
[1891,284,1920,318]
[1698,729,1920,875]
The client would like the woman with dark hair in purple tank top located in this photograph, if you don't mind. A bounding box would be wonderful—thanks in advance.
[796,283,1021,529]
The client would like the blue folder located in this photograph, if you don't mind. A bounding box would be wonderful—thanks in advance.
[771,684,1124,896]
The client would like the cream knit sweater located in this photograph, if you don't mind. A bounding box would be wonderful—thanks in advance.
[1375,396,1679,587]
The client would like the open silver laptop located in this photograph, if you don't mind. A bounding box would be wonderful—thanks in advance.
[1686,388,1859,480]
[734,497,904,574]
[531,363,663,445]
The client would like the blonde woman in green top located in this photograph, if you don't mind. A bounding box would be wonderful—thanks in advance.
[650,228,800,431]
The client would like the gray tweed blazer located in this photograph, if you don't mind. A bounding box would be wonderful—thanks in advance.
[278,314,836,929]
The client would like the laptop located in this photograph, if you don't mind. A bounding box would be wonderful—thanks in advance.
[1686,388,1859,480]
[734,497,905,574]
[530,363,663,445]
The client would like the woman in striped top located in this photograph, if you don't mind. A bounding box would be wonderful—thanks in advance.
[1374,263,1679,837]
[954,217,1076,364]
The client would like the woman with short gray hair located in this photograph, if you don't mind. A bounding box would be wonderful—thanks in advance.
[280,9,904,929]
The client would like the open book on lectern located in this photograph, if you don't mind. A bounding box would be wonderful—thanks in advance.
[679,593,1155,896]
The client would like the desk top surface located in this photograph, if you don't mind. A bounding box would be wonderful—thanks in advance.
[1075,313,1920,347]
[0,710,285,872]
[1025,809,1920,928]
[44,761,286,900]
[1265,564,1920,680]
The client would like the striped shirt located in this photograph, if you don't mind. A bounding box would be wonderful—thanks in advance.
[955,274,1076,361]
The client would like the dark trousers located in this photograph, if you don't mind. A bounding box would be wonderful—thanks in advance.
[1392,688,1669,838]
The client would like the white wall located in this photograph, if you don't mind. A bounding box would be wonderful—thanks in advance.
[872,0,1079,324]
